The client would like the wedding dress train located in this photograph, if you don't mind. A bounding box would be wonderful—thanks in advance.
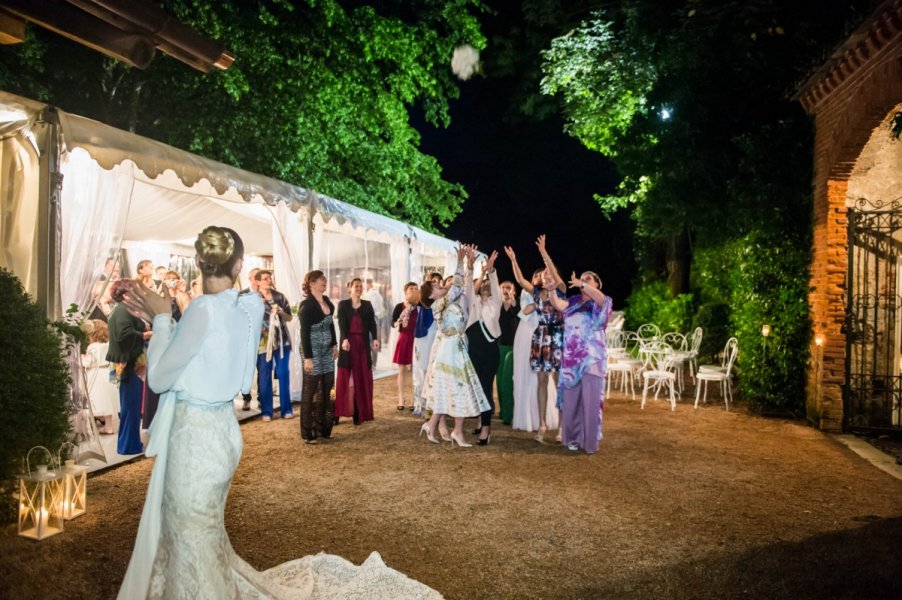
[118,289,440,599]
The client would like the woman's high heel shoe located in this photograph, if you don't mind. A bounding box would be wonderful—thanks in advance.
[449,431,472,448]
[477,433,492,446]
[418,423,439,444]
[438,429,452,442]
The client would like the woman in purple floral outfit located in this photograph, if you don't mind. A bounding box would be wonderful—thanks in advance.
[548,269,612,454]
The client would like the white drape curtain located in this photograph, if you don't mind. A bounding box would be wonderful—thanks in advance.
[0,134,41,296]
[444,252,458,278]
[60,148,134,311]
[59,148,135,463]
[409,241,423,285]
[271,203,309,402]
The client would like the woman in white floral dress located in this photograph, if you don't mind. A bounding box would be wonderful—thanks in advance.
[420,245,490,448]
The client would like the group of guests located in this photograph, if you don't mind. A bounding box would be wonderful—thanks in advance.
[86,235,611,456]
[83,259,200,456]
[408,236,612,453]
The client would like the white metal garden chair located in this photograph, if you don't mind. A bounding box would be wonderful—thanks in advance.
[661,331,689,392]
[640,341,679,411]
[694,337,739,410]
[683,326,703,382]
[698,337,737,375]
[607,330,642,400]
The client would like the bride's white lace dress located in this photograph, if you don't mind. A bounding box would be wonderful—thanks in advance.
[118,289,440,599]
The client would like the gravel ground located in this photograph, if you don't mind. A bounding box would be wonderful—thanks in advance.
[2,379,901,599]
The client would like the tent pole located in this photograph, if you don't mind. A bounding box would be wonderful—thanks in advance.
[34,109,62,319]
[307,213,314,273]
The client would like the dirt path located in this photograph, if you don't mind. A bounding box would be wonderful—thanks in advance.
[2,380,901,599]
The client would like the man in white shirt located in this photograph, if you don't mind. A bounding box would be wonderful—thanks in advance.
[465,249,500,444]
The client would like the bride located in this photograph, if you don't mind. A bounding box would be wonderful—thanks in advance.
[118,226,440,599]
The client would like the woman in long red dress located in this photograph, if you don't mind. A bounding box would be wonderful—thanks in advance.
[392,282,420,410]
[335,278,380,425]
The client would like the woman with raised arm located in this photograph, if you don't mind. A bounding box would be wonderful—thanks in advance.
[420,245,490,448]
[528,235,567,443]
[510,269,543,432]
[118,227,440,599]
[548,268,613,455]
[335,277,380,425]
[465,248,501,445]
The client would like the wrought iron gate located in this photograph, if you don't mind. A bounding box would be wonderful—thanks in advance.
[844,201,902,433]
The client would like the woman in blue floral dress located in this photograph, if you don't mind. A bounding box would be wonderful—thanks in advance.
[529,234,566,442]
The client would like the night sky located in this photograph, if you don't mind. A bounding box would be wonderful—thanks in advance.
[414,63,635,308]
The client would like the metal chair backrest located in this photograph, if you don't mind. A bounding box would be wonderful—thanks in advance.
[641,340,675,372]
[622,331,641,355]
[607,329,625,351]
[661,331,688,351]
[723,337,739,375]
[637,323,661,341]
[689,327,703,354]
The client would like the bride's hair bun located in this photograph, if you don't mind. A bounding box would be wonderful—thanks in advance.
[195,226,244,278]
[197,228,234,266]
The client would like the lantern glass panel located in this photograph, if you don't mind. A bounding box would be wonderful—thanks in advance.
[60,459,88,520]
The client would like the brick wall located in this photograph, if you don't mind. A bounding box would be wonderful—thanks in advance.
[802,6,902,431]
[807,180,846,431]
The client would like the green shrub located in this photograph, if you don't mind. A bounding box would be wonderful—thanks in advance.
[624,280,694,333]
[728,232,810,412]
[0,269,71,522]
[693,302,731,362]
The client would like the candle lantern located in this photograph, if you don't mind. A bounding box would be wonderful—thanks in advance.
[58,442,88,520]
[17,446,65,540]
[761,324,771,337]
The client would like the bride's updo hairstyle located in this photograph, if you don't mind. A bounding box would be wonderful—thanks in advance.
[194,226,244,279]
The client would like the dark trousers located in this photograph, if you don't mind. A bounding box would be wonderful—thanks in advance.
[301,371,335,440]
[467,323,500,427]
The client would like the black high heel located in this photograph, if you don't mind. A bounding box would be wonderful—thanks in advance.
[477,433,491,446]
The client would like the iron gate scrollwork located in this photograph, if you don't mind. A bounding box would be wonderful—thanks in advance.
[844,199,902,433]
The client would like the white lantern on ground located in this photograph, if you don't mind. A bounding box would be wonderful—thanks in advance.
[18,446,65,540]
[58,442,88,520]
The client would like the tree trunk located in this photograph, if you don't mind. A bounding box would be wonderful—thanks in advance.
[665,229,690,296]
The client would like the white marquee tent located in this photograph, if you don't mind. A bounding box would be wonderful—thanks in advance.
[0,90,461,462]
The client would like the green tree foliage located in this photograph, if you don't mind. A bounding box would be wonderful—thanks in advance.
[540,17,655,158]
[0,269,71,521]
[539,0,872,411]
[623,281,693,334]
[0,0,486,231]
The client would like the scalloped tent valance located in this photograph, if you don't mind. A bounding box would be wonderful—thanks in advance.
[0,90,425,242]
